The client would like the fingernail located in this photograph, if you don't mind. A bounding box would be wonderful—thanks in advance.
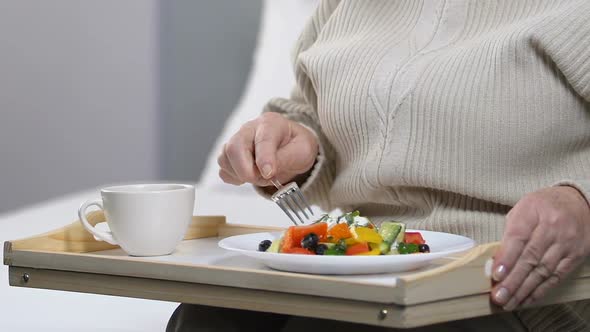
[261,164,273,178]
[494,287,510,305]
[503,297,517,311]
[493,265,507,282]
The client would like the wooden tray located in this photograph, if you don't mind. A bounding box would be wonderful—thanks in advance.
[4,212,590,328]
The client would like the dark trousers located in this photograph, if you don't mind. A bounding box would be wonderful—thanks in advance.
[166,303,527,332]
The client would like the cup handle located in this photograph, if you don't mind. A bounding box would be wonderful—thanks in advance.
[78,199,117,245]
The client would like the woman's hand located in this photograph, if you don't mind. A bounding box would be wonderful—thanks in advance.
[217,112,319,187]
[491,186,590,310]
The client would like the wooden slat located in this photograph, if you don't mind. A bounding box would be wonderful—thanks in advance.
[3,216,399,304]
[3,241,12,265]
[9,238,590,307]
[396,242,500,304]
[218,223,285,237]
[8,266,398,328]
[5,217,590,310]
[397,242,590,305]
[5,248,397,304]
[9,211,116,252]
[183,215,225,239]
[10,266,590,328]
[8,213,226,253]
[401,276,590,328]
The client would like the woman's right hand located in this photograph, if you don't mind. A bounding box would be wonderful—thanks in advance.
[217,112,319,187]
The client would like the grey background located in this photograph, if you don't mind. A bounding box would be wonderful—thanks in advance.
[0,0,261,213]
[159,1,261,181]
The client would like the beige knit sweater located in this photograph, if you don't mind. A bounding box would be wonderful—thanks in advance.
[263,0,590,330]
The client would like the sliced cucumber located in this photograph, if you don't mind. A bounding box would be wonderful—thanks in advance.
[388,247,400,255]
[378,241,391,254]
[395,223,406,243]
[379,221,405,244]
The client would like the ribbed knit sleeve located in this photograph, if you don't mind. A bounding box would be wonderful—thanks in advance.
[531,0,590,102]
[257,0,341,211]
[554,179,590,209]
[534,3,590,325]
[534,1,590,208]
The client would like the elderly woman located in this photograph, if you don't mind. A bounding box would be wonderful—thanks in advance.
[169,0,590,331]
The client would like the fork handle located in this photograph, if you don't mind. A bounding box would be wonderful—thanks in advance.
[270,178,283,190]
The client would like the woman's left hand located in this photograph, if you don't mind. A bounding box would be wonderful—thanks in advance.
[491,186,590,310]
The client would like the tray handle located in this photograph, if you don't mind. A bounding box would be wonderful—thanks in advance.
[397,241,590,306]
[395,242,501,305]
[8,211,118,253]
[401,242,501,283]
[6,213,228,254]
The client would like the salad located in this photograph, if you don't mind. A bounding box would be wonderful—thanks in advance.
[258,211,429,255]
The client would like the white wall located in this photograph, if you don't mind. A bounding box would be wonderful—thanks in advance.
[0,1,160,212]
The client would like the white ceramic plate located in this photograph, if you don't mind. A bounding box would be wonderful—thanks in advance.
[218,230,476,275]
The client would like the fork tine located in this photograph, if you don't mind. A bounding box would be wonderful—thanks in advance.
[283,196,305,224]
[288,194,309,220]
[276,200,298,226]
[295,190,314,216]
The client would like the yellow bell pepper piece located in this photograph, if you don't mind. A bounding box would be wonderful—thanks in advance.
[357,247,381,255]
[351,226,383,244]
[344,237,358,246]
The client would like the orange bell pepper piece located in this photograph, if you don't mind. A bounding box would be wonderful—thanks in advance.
[328,223,352,240]
[281,223,328,252]
[280,227,296,252]
[291,222,328,244]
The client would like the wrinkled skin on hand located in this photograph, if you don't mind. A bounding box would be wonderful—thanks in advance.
[217,112,318,187]
[491,186,590,310]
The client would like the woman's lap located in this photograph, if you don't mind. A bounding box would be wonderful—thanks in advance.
[166,304,527,332]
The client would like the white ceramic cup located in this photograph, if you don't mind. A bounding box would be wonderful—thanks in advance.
[78,183,195,256]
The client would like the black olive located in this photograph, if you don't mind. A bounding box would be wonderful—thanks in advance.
[258,240,272,252]
[418,244,430,253]
[315,244,328,255]
[301,233,319,250]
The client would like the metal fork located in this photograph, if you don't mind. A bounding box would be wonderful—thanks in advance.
[270,179,314,225]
